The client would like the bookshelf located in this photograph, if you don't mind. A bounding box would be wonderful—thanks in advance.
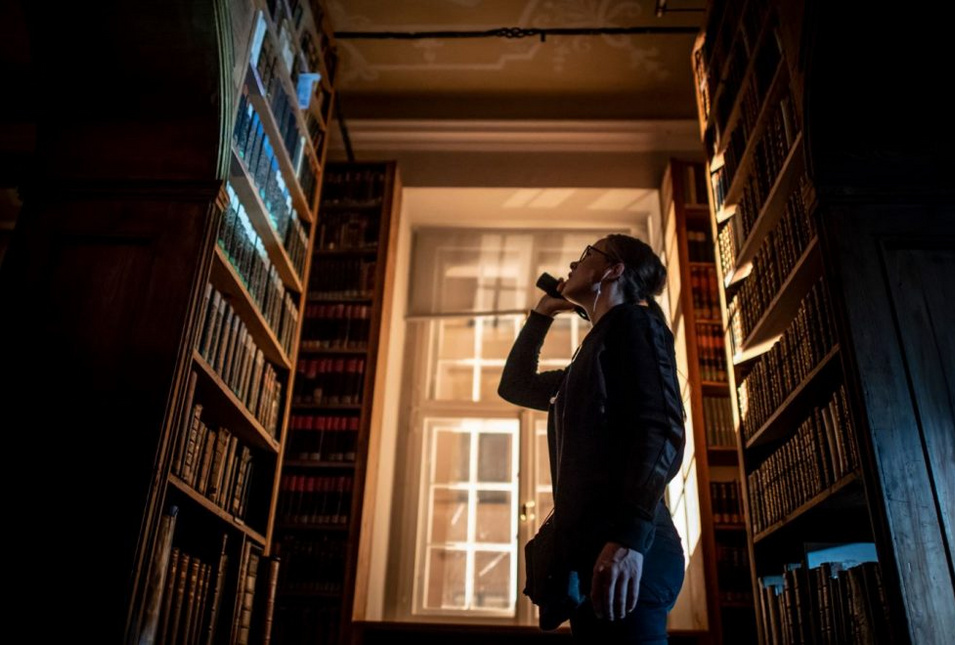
[693,1,955,643]
[112,1,341,642]
[272,161,401,645]
[662,158,756,644]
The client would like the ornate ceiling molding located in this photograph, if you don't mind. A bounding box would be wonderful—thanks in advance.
[329,119,701,153]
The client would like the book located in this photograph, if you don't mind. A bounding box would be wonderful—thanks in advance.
[203,534,230,645]
[137,505,178,645]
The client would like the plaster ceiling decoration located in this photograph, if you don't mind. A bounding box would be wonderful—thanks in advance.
[328,0,702,120]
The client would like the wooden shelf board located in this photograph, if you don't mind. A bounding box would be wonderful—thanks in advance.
[724,133,807,288]
[168,474,266,545]
[738,237,822,354]
[714,523,747,532]
[246,63,314,223]
[745,345,841,450]
[211,246,292,370]
[192,349,280,454]
[291,402,363,411]
[721,61,790,206]
[708,446,739,466]
[228,146,305,291]
[753,471,863,544]
[282,459,356,469]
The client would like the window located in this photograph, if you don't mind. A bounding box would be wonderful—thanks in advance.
[392,228,605,623]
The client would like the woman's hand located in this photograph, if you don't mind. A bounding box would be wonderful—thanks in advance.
[533,278,576,317]
[591,541,644,621]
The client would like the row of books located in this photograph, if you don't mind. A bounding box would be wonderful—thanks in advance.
[745,388,859,535]
[696,0,751,115]
[172,373,255,520]
[278,474,354,526]
[308,257,377,300]
[221,186,302,352]
[716,543,753,604]
[691,264,720,321]
[195,285,284,437]
[718,172,812,287]
[234,87,311,265]
[711,480,743,524]
[152,539,228,645]
[703,395,736,448]
[682,163,710,207]
[275,534,347,594]
[322,169,387,205]
[759,556,891,644]
[696,322,728,382]
[294,357,366,406]
[736,281,836,439]
[726,190,815,341]
[710,30,786,211]
[300,303,372,351]
[687,229,715,263]
[287,414,360,463]
[251,20,309,184]
[316,210,381,251]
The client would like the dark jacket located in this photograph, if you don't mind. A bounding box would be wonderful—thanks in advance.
[498,304,685,571]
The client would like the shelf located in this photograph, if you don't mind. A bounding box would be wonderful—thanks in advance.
[736,237,822,356]
[716,204,737,224]
[306,293,374,303]
[246,62,314,222]
[320,199,384,212]
[714,8,778,154]
[276,522,350,532]
[168,474,266,545]
[211,246,292,370]
[282,459,356,469]
[720,61,790,206]
[724,133,806,288]
[192,349,280,454]
[685,204,711,216]
[753,471,864,545]
[694,317,723,325]
[714,523,747,532]
[229,146,305,291]
[689,261,718,269]
[314,248,379,257]
[744,345,841,450]
[298,345,369,355]
[292,402,363,411]
[702,380,730,394]
[708,446,739,466]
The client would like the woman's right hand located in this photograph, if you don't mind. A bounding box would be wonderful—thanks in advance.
[533,278,576,317]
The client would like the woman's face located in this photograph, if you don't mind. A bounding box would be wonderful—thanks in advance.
[562,238,619,305]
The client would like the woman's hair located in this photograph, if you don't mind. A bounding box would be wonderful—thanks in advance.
[603,233,668,323]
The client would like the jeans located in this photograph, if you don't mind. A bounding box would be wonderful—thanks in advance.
[569,508,686,644]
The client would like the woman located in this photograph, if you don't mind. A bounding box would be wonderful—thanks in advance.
[499,234,686,644]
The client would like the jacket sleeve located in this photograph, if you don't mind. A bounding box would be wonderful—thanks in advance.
[600,309,685,555]
[498,310,566,412]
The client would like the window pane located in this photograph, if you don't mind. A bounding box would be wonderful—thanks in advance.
[478,433,511,482]
[480,316,519,357]
[474,551,512,610]
[431,488,469,543]
[476,490,511,543]
[433,363,474,401]
[436,319,474,361]
[433,429,469,483]
[425,548,467,609]
[539,316,577,361]
[479,367,504,403]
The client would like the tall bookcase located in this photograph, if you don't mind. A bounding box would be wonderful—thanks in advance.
[692,0,955,643]
[271,161,401,645]
[119,0,341,642]
[661,159,756,644]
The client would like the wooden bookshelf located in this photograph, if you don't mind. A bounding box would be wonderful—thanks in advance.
[211,245,293,369]
[688,1,955,641]
[273,162,401,645]
[229,145,306,290]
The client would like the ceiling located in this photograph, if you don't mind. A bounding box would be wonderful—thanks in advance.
[328,0,704,121]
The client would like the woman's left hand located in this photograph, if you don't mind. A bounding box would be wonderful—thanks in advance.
[591,541,644,621]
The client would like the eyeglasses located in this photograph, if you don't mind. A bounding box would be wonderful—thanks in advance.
[578,244,619,265]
